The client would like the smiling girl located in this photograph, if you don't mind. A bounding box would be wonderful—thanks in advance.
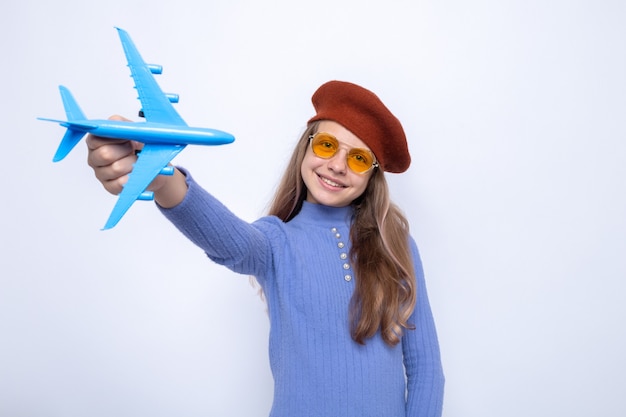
[87,80,445,417]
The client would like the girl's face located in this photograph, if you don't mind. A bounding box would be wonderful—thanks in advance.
[301,120,374,207]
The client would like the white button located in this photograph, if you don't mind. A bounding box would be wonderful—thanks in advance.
[335,233,341,239]
[343,263,350,270]
[340,253,347,260]
[331,227,338,233]
[344,275,352,282]
[338,242,345,249]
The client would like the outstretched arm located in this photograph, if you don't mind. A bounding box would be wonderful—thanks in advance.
[86,116,273,277]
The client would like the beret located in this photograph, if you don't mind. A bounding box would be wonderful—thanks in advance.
[307,80,410,173]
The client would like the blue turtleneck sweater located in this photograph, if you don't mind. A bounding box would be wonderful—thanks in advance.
[159,170,444,417]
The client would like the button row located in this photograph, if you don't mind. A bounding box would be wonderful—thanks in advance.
[331,227,352,282]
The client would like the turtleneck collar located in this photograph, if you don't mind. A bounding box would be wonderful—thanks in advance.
[291,201,354,228]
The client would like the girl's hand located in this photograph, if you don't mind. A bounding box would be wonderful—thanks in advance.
[86,115,187,207]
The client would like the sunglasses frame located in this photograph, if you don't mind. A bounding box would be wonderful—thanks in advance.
[308,132,379,174]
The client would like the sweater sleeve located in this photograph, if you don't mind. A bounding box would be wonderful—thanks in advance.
[156,168,273,277]
[403,238,445,417]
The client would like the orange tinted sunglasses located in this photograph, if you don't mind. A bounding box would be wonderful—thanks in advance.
[309,132,379,174]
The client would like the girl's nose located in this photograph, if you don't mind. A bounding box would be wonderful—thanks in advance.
[327,149,348,174]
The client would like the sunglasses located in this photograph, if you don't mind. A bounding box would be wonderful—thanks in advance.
[308,132,379,174]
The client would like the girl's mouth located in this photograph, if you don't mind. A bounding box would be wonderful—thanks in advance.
[318,174,346,188]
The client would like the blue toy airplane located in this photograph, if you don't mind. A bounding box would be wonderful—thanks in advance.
[39,27,235,230]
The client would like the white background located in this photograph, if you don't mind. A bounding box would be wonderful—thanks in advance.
[2,1,625,416]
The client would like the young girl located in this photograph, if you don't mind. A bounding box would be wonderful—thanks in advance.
[87,80,445,416]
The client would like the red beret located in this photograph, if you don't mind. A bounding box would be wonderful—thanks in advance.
[308,80,410,173]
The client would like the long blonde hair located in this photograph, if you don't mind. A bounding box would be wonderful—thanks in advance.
[268,122,417,346]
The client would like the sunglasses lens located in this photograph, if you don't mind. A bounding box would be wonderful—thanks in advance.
[347,150,375,173]
[311,133,339,158]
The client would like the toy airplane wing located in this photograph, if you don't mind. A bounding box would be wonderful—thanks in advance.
[102,143,185,230]
[116,27,186,125]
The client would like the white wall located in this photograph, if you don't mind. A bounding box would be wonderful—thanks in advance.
[2,1,625,416]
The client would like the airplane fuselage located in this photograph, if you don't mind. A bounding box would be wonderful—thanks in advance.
[69,119,235,146]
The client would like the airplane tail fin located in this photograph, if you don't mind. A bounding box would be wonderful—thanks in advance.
[40,86,90,162]
[59,85,86,121]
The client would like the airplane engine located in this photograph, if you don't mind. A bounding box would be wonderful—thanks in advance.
[165,94,179,103]
[138,191,154,201]
[159,166,175,176]
[147,64,163,74]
